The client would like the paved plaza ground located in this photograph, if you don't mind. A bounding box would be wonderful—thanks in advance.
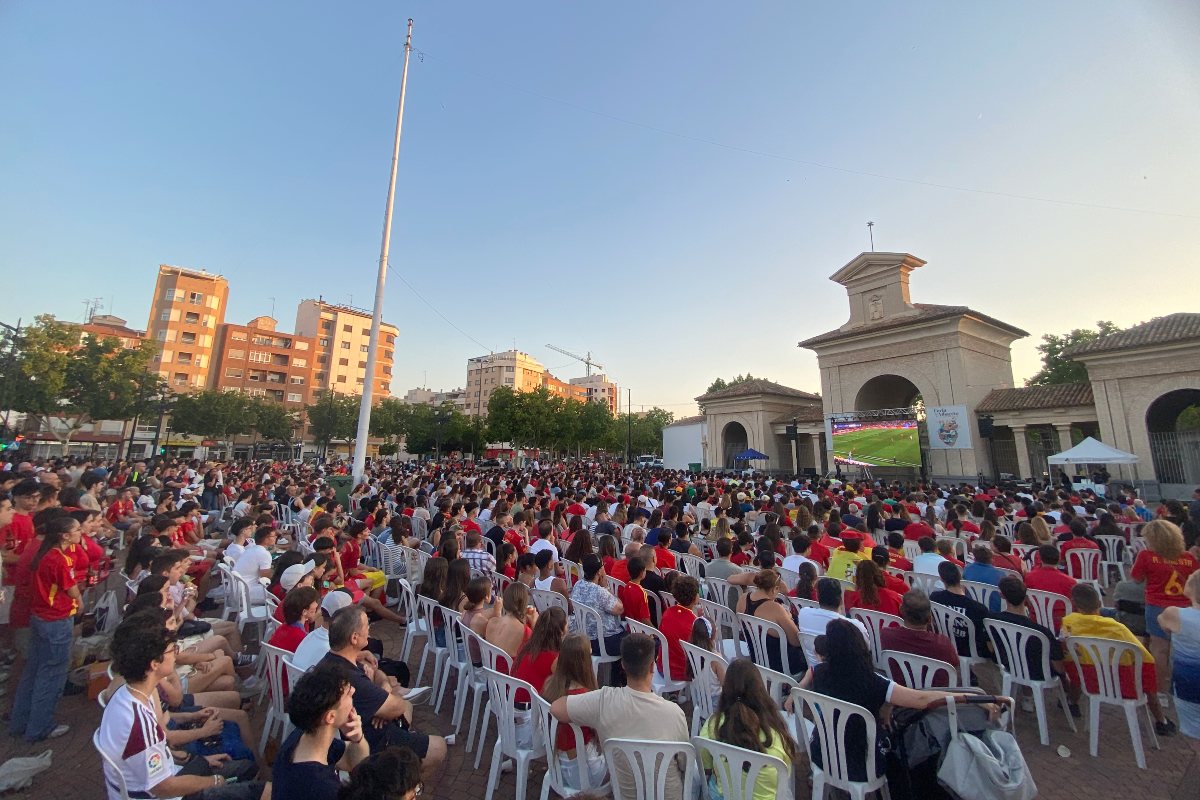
[7,591,1195,799]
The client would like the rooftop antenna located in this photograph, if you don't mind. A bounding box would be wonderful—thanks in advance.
[867,221,875,252]
[268,296,276,319]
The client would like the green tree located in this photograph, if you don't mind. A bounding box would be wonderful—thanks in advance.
[705,374,755,395]
[305,391,359,456]
[249,398,299,445]
[7,315,159,453]
[170,390,257,450]
[485,386,523,445]
[1177,405,1200,432]
[1026,321,1122,386]
[369,397,413,452]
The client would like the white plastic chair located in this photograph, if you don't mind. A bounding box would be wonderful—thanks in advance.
[1095,535,1127,586]
[698,596,744,659]
[882,649,957,690]
[793,687,890,800]
[848,608,903,669]
[1025,589,1072,634]
[574,603,622,681]
[984,617,1078,745]
[433,606,464,713]
[396,580,425,663]
[691,735,792,800]
[738,612,800,678]
[752,663,802,742]
[95,729,132,800]
[929,601,988,686]
[449,619,490,755]
[625,619,689,695]
[531,694,610,800]
[901,540,921,562]
[1065,635,1160,769]
[905,570,941,595]
[257,643,293,754]
[530,587,569,614]
[602,737,697,800]
[413,595,451,689]
[1065,547,1102,588]
[961,580,1001,611]
[479,667,546,800]
[789,596,821,612]
[472,635,518,769]
[681,641,728,736]
[229,571,272,635]
[705,576,744,608]
[677,553,707,579]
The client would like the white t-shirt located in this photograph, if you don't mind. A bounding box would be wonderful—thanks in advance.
[225,541,247,561]
[530,538,558,563]
[797,607,869,666]
[912,552,947,576]
[231,501,252,519]
[234,543,272,579]
[292,627,331,671]
[98,685,180,800]
[781,554,818,574]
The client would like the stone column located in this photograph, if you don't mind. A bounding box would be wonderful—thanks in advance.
[1054,423,1074,454]
[810,433,826,474]
[791,437,799,475]
[1011,425,1032,480]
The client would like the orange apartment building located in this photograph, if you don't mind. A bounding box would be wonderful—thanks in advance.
[210,316,317,408]
[145,265,229,391]
[295,299,397,400]
[77,314,146,349]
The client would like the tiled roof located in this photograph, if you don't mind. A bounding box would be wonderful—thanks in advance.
[798,304,1028,349]
[696,378,821,403]
[771,406,827,424]
[1064,314,1200,357]
[975,383,1094,413]
[665,415,705,427]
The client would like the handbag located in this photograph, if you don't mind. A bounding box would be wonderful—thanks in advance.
[937,697,1035,800]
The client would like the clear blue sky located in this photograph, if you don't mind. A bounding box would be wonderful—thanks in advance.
[2,2,1198,415]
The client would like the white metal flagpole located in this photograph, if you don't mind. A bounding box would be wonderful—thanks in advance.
[353,18,413,483]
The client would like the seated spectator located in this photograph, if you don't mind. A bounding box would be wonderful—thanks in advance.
[541,634,607,791]
[616,555,652,624]
[880,591,960,684]
[790,562,820,602]
[486,581,538,666]
[1024,545,1077,629]
[268,586,321,654]
[1060,519,1102,581]
[827,536,869,583]
[98,613,267,799]
[935,538,964,567]
[294,590,353,671]
[930,561,992,660]
[870,546,912,595]
[800,619,994,783]
[992,576,1080,715]
[885,531,913,571]
[1061,583,1175,735]
[550,634,690,800]
[659,575,701,682]
[273,664,369,800]
[462,530,497,577]
[733,566,806,675]
[781,533,818,574]
[796,578,869,668]
[912,536,945,576]
[318,605,447,779]
[991,535,1026,574]
[699,658,796,800]
[570,554,626,681]
[533,548,572,603]
[904,517,936,542]
[338,745,424,800]
[513,606,568,701]
[962,546,1005,612]
[844,560,903,616]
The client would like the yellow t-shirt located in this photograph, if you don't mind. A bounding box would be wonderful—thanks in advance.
[1060,612,1153,666]
[827,548,870,582]
[700,714,793,800]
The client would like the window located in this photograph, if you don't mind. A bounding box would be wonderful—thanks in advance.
[271,354,288,367]
[173,373,188,386]
[184,312,200,324]
[317,355,327,364]
[248,351,270,363]
[228,349,244,360]
[248,388,266,397]
[320,319,332,330]
[336,374,347,383]
[290,376,305,385]
[386,335,395,345]
[177,352,194,365]
[295,341,309,351]
[231,331,247,341]
[358,361,366,369]
[292,358,307,368]
[338,357,349,366]
[506,366,514,372]
[189,292,203,305]
[287,393,302,403]
[316,372,327,382]
[343,324,353,332]
[180,332,196,345]
[505,376,514,384]
[248,370,265,382]
[225,367,243,378]
[360,344,369,353]
[340,342,350,350]
[361,328,369,336]
[356,377,365,385]
[319,338,330,347]
[155,330,167,342]
[382,366,392,376]
[383,350,392,361]
[253,336,272,346]
[162,288,183,302]
[160,311,171,322]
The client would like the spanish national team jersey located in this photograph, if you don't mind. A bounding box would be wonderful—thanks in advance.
[98,685,180,800]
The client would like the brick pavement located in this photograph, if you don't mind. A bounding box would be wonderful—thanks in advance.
[7,617,1194,800]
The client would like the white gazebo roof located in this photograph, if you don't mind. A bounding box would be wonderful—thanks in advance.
[1047,436,1139,465]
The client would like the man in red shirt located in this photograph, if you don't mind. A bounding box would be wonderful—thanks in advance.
[503,512,531,556]
[1024,545,1077,630]
[460,502,482,536]
[885,532,914,571]
[1059,519,1101,578]
[1,479,40,576]
[903,518,936,541]
[879,591,960,685]
[658,575,700,682]
[616,557,651,624]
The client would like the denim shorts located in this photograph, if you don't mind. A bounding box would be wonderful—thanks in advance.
[1145,604,1169,639]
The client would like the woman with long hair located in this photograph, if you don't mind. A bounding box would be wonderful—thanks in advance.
[700,658,796,800]
[417,556,449,645]
[439,558,472,611]
[596,534,619,574]
[513,606,568,699]
[1134,519,1200,698]
[843,559,902,615]
[791,562,819,601]
[564,527,595,564]
[542,633,606,790]
[9,514,83,741]
[1029,515,1054,545]
[712,516,732,542]
[485,581,538,665]
[991,535,1026,574]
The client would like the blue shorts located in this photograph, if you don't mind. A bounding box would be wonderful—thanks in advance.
[1145,604,1169,639]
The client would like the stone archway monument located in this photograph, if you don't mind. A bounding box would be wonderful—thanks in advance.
[798,252,1029,482]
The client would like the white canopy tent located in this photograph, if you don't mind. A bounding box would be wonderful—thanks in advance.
[1047,436,1138,465]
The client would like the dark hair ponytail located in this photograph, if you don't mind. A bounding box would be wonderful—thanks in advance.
[32,516,78,571]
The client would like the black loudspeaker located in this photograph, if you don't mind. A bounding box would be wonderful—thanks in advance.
[978,416,994,438]
[785,425,797,439]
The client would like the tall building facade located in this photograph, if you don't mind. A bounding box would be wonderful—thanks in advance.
[570,374,620,415]
[295,300,397,399]
[146,265,229,391]
[210,316,317,409]
[465,350,548,416]
[76,314,145,350]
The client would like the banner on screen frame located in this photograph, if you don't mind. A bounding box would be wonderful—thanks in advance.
[927,405,973,450]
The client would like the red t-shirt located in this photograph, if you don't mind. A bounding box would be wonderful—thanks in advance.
[882,571,910,595]
[658,604,697,681]
[654,546,677,571]
[730,551,751,567]
[554,686,597,751]
[1,513,35,574]
[617,582,651,624]
[959,520,981,535]
[504,529,529,556]
[268,623,307,654]
[461,519,482,536]
[844,587,903,616]
[9,539,42,628]
[565,503,588,517]
[1132,550,1200,608]
[886,549,913,572]
[992,552,1024,573]
[807,539,831,569]
[106,499,134,524]
[30,548,79,621]
[341,539,362,572]
[903,522,935,541]
[513,649,557,703]
[1024,566,1077,599]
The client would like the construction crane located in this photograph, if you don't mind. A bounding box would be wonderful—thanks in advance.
[545,344,603,377]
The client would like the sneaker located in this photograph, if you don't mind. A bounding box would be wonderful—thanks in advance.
[234,652,257,668]
[444,733,456,746]
[1155,719,1178,737]
[1020,696,1034,713]
[403,686,432,704]
[500,758,514,773]
[1158,693,1173,710]
[46,724,70,739]
[1068,703,1082,719]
